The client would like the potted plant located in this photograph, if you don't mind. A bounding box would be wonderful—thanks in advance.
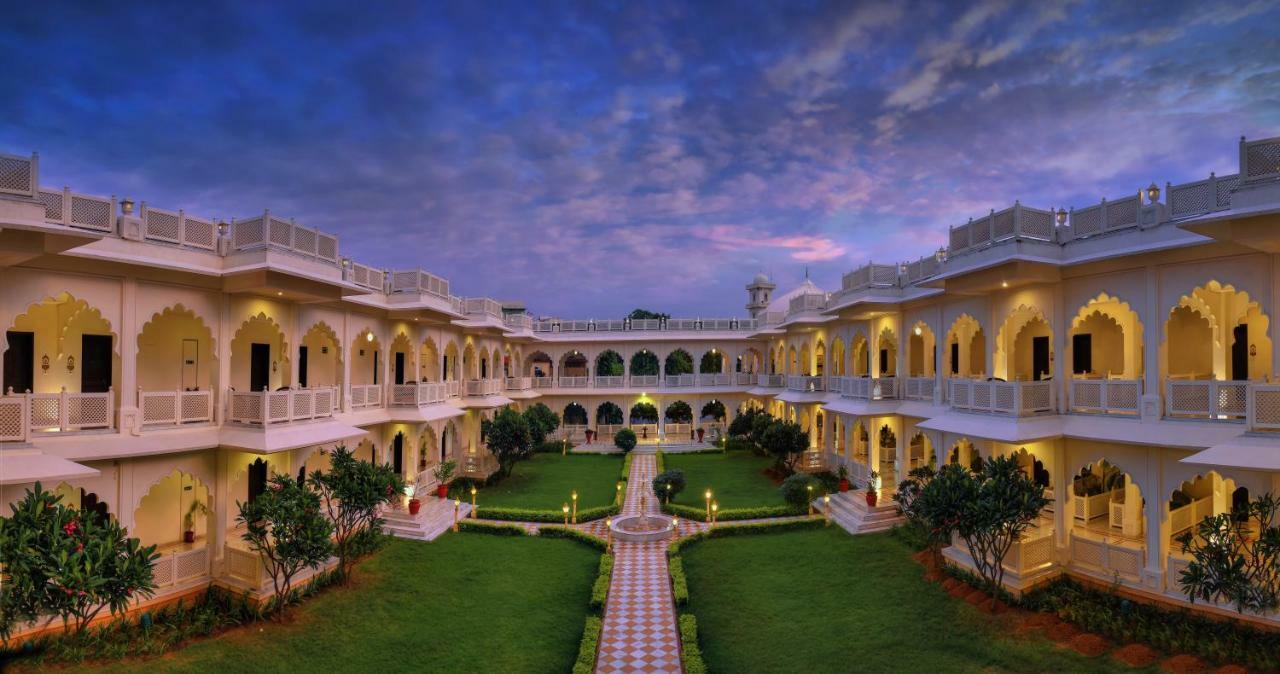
[696,427,705,443]
[407,485,422,515]
[183,499,209,543]
[432,460,457,499]
[837,464,850,493]
[585,429,596,444]
[865,470,880,507]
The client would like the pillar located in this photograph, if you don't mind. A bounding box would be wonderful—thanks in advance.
[1142,264,1161,420]
[118,277,139,432]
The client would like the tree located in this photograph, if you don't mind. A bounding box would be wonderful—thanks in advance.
[630,350,660,376]
[596,350,625,376]
[911,463,974,573]
[894,465,942,564]
[523,403,561,446]
[653,470,686,503]
[237,475,334,615]
[597,402,624,425]
[1177,493,1280,614]
[728,407,770,441]
[760,420,809,472]
[780,473,819,508]
[614,428,637,452]
[665,401,693,424]
[700,400,726,421]
[628,309,670,321]
[749,411,775,449]
[482,407,533,478]
[949,456,1048,604]
[665,350,694,376]
[309,446,405,582]
[0,483,158,640]
[699,351,724,373]
[630,402,659,424]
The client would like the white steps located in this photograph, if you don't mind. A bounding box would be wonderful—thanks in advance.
[382,498,472,541]
[815,491,904,535]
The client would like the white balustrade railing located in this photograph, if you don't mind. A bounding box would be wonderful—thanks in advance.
[151,546,210,588]
[224,545,264,586]
[138,389,214,427]
[949,202,1056,256]
[6,388,116,434]
[349,384,382,409]
[696,373,731,387]
[389,382,452,407]
[1069,532,1144,582]
[558,376,589,388]
[464,379,502,396]
[1165,380,1247,420]
[757,374,785,388]
[839,376,898,400]
[37,186,115,232]
[1068,379,1142,415]
[948,379,1054,416]
[595,423,624,439]
[734,372,757,385]
[520,316,766,333]
[631,375,659,388]
[0,152,37,198]
[787,375,825,392]
[902,377,934,401]
[1242,136,1280,185]
[464,297,503,318]
[231,211,339,264]
[505,376,532,391]
[952,528,1055,576]
[228,386,338,425]
[140,203,218,251]
[787,293,827,315]
[664,374,696,388]
[388,269,451,298]
[532,376,555,389]
[665,423,693,439]
[1167,172,1238,219]
[503,313,533,330]
[346,261,385,291]
[1248,384,1280,432]
[1169,496,1213,536]
[1063,193,1141,241]
[595,375,626,388]
[840,263,900,292]
[630,423,659,441]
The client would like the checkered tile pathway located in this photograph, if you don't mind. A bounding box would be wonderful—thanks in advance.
[595,454,682,674]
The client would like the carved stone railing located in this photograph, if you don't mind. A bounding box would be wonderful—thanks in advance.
[1165,379,1247,421]
[388,269,451,298]
[37,186,115,232]
[228,386,337,425]
[0,152,37,198]
[138,389,214,427]
[140,203,218,251]
[1242,135,1280,185]
[2,388,115,435]
[1068,379,1141,416]
[1167,173,1238,219]
[756,374,785,388]
[230,211,339,264]
[786,375,825,392]
[948,202,1056,255]
[948,379,1054,416]
[464,379,502,396]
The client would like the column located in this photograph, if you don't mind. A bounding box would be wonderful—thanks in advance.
[1142,265,1161,420]
[1141,446,1164,589]
[1052,437,1069,560]
[118,277,139,432]
[341,310,352,411]
[217,294,232,423]
[1052,283,1066,413]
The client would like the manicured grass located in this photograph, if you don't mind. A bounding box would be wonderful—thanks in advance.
[452,453,623,510]
[681,528,1153,673]
[86,535,598,673]
[665,450,781,509]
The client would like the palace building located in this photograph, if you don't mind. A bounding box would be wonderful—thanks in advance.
[1,133,1279,620]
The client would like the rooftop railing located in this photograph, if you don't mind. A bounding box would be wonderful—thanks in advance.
[530,317,759,333]
[464,297,503,319]
[231,211,339,264]
[948,201,1056,256]
[503,313,533,330]
[0,152,38,198]
[1167,173,1238,219]
[140,203,218,251]
[787,292,828,315]
[389,269,451,298]
[840,262,900,292]
[346,261,385,291]
[1242,136,1280,185]
[37,186,115,233]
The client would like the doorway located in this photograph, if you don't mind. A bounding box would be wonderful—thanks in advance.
[182,338,199,391]
[3,331,34,394]
[298,345,309,388]
[1032,336,1050,381]
[1232,324,1248,380]
[81,334,112,393]
[250,343,270,392]
[393,432,404,474]
[394,352,405,385]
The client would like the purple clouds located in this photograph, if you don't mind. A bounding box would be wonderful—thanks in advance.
[1,1,1277,316]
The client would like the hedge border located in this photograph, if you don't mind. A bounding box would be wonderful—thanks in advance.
[539,525,608,551]
[456,520,527,536]
[660,502,805,522]
[678,613,708,674]
[667,517,825,559]
[589,553,614,613]
[571,615,603,674]
[476,502,621,524]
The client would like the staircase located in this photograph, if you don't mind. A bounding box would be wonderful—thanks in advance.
[815,491,904,535]
[382,498,472,541]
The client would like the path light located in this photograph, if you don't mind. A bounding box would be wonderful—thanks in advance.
[666,482,672,504]
[823,494,831,526]
[616,482,623,504]
[605,518,613,552]
[672,515,680,533]
[562,502,570,525]
[572,490,579,524]
[452,498,460,532]
[704,488,713,523]
[711,502,718,526]
[470,485,477,519]
[807,484,814,516]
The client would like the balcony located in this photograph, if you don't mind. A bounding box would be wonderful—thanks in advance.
[595,375,626,388]
[0,388,115,442]
[505,376,532,391]
[840,262,900,293]
[948,202,1056,256]
[697,373,732,387]
[149,544,211,590]
[464,379,502,396]
[463,297,503,319]
[787,375,825,392]
[558,376,589,388]
[1164,379,1246,421]
[1068,379,1142,416]
[664,374,696,388]
[388,269,451,298]
[227,387,338,425]
[901,377,935,401]
[948,379,1054,417]
[756,374,785,388]
[835,376,896,400]
[138,389,215,428]
[1068,530,1144,583]
[389,382,455,407]
[1249,384,1280,432]
[631,375,659,388]
[503,313,533,330]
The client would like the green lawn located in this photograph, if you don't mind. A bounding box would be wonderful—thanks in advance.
[681,528,1154,673]
[451,453,623,511]
[665,450,781,509]
[83,535,597,673]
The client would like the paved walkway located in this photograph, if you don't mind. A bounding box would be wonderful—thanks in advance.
[595,454,682,674]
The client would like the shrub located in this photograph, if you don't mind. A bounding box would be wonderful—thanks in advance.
[539,525,608,550]
[669,556,689,607]
[457,520,529,536]
[760,420,809,471]
[614,428,638,452]
[621,452,635,481]
[661,502,804,522]
[308,445,404,582]
[572,616,603,674]
[534,440,571,453]
[523,403,561,447]
[589,554,613,612]
[1176,492,1280,614]
[721,437,754,453]
[483,407,533,478]
[678,614,708,674]
[779,472,819,508]
[237,475,334,616]
[652,470,687,503]
[476,503,620,524]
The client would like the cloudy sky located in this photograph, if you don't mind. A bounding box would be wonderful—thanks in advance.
[3,1,1278,317]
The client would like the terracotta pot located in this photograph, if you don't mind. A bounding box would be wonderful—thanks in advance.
[865,491,877,507]
[408,498,421,515]
[839,479,850,492]
[183,530,195,544]
[436,484,449,499]
[696,428,705,442]
[586,430,595,444]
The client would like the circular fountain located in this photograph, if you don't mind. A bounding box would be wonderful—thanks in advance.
[608,494,676,543]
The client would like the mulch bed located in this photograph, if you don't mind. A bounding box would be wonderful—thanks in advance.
[1045,620,1081,643]
[1067,633,1111,658]
[1112,644,1161,668]
[1161,654,1210,674]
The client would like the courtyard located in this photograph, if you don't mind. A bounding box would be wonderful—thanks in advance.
[664,449,783,509]
[449,453,624,513]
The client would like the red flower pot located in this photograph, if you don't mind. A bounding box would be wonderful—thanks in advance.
[586,430,595,444]
[839,479,850,493]
[865,491,878,507]
[408,498,421,515]
[183,530,195,544]
[696,428,705,443]
[437,484,449,499]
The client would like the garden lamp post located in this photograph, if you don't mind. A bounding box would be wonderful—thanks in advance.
[452,498,460,532]
[470,485,477,519]
[711,501,718,526]
[605,518,613,553]
[616,482,622,505]
[562,502,570,525]
[666,483,672,505]
[704,488,713,523]
[823,494,830,526]
[571,490,578,524]
[807,484,814,516]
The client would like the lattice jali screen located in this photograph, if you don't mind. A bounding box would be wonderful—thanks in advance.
[1108,382,1139,411]
[38,189,64,221]
[1073,381,1101,408]
[0,155,33,195]
[1245,140,1280,180]
[233,217,265,249]
[1215,175,1239,207]
[292,391,312,418]
[181,392,210,422]
[143,395,177,424]
[951,381,970,407]
[314,388,334,413]
[231,394,262,422]
[949,224,969,251]
[992,208,1015,239]
[994,385,1015,411]
[1071,538,1104,568]
[318,234,338,262]
[151,556,175,587]
[145,208,181,243]
[1022,537,1053,568]
[70,195,112,231]
[175,548,209,581]
[1170,182,1210,217]
[183,216,216,250]
[1216,383,1247,416]
[1071,207,1101,236]
[1111,547,1142,577]
[973,384,992,409]
[1253,388,1280,427]
[1170,383,1210,415]
[69,395,110,428]
[269,217,293,247]
[1105,196,1138,229]
[0,399,25,441]
[29,397,61,430]
[267,393,289,422]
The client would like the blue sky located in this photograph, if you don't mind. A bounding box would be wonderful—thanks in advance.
[3,1,1278,317]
